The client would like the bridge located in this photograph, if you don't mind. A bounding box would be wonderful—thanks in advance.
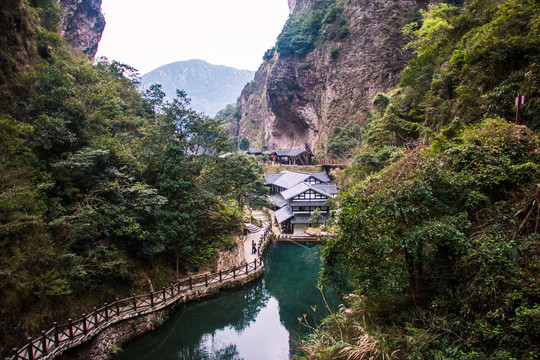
[312,157,349,169]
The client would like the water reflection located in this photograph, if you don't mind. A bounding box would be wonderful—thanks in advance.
[118,242,337,360]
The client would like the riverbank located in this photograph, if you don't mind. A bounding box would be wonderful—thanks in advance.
[114,241,340,360]
[8,213,273,360]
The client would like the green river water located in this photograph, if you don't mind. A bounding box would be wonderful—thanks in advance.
[117,242,339,360]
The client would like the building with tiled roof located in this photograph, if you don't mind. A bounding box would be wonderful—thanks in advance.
[248,144,315,166]
[265,170,338,234]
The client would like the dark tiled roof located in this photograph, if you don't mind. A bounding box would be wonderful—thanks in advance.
[247,148,262,154]
[268,194,287,208]
[311,172,331,183]
[311,184,339,197]
[272,170,311,189]
[275,206,294,224]
[281,182,338,200]
[275,149,306,157]
[264,173,283,184]
[281,182,310,200]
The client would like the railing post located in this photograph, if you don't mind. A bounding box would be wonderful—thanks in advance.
[41,331,47,355]
[246,263,249,274]
[189,277,192,290]
[177,280,180,294]
[205,274,208,287]
[163,287,166,302]
[254,258,257,270]
[94,307,98,327]
[133,294,137,311]
[104,303,109,322]
[12,348,17,360]
[54,322,59,345]
[219,270,222,283]
[82,314,87,335]
[68,319,73,339]
[150,291,154,307]
[115,297,120,315]
[27,337,33,360]
[233,267,236,279]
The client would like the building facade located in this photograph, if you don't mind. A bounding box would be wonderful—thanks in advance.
[264,170,338,234]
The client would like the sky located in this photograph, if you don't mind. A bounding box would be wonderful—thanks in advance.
[96,0,290,75]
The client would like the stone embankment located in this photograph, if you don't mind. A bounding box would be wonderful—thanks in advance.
[8,213,273,360]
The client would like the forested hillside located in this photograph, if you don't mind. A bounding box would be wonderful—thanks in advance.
[0,1,265,356]
[300,0,540,358]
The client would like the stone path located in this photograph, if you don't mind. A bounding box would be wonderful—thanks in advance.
[244,210,268,263]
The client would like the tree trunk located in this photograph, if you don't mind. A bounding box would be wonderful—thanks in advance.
[176,253,179,280]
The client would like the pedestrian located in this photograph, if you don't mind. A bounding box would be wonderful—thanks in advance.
[252,240,257,255]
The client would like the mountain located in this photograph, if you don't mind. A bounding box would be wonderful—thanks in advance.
[236,0,422,153]
[60,0,105,56]
[140,60,255,117]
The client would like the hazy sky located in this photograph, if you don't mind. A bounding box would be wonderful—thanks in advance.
[96,0,290,75]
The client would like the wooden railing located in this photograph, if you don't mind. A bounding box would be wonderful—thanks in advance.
[312,157,349,167]
[257,222,273,257]
[7,223,273,360]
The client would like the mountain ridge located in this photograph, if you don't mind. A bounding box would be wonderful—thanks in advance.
[140,59,255,117]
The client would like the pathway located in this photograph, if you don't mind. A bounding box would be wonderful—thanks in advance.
[244,210,268,263]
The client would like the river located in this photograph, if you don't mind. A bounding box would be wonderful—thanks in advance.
[117,242,339,360]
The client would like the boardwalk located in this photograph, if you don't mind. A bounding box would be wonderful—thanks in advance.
[7,221,274,360]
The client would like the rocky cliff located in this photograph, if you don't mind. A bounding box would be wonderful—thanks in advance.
[59,0,105,56]
[237,0,424,154]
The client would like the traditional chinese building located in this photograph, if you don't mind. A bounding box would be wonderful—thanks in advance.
[264,170,338,234]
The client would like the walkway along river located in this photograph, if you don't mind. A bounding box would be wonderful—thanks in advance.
[115,241,339,360]
[8,223,273,360]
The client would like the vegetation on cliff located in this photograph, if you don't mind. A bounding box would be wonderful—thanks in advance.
[300,0,540,358]
[0,1,266,355]
[276,0,349,57]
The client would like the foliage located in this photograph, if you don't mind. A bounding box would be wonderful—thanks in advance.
[309,208,323,227]
[263,47,275,62]
[239,138,250,151]
[320,119,540,358]
[214,103,240,124]
[200,154,267,210]
[0,7,247,354]
[327,123,362,158]
[276,0,348,57]
[366,0,540,146]
[329,44,339,60]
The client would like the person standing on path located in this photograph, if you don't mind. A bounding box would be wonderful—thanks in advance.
[252,240,257,255]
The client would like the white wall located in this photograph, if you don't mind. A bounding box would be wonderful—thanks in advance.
[293,223,308,234]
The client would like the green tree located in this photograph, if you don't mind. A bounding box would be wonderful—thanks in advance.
[143,83,166,119]
[156,144,197,277]
[308,207,323,227]
[201,154,267,210]
[239,138,250,151]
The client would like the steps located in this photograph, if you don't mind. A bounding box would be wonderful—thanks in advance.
[244,223,261,234]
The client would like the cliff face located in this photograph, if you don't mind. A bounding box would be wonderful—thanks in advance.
[59,0,105,56]
[237,0,421,154]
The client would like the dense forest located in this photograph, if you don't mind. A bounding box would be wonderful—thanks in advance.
[1,0,539,358]
[0,0,266,355]
[300,0,540,359]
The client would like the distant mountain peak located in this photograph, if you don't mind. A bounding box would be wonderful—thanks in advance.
[140,60,255,117]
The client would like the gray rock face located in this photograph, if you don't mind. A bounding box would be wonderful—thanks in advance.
[59,0,105,56]
[236,0,421,154]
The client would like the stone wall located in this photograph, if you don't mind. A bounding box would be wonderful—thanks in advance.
[58,271,264,360]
